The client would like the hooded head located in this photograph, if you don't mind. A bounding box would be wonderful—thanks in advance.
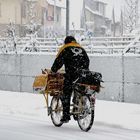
[64,36,77,44]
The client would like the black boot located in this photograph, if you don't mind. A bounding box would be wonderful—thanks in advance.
[60,114,70,123]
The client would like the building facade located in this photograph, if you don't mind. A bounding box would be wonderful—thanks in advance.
[81,0,111,36]
[0,0,65,37]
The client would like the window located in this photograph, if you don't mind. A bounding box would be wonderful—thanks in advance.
[57,14,59,22]
[21,2,26,18]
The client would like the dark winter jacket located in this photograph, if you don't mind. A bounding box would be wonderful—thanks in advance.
[51,42,90,81]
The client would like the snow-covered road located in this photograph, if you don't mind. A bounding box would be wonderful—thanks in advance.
[0,90,140,140]
[0,114,140,140]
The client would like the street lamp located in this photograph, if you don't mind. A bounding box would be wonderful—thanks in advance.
[66,0,69,36]
[53,0,56,29]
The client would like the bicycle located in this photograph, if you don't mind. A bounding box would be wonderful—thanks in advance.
[33,69,103,132]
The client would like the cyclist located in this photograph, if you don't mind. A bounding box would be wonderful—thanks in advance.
[51,36,90,123]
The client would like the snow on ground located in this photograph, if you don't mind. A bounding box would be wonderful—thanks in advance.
[0,90,140,140]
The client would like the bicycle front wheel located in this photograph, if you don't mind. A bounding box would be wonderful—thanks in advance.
[77,95,94,132]
[50,96,63,127]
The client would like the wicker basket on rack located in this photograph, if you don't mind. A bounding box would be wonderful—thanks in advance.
[33,69,64,96]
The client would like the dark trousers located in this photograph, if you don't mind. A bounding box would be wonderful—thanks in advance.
[61,77,73,118]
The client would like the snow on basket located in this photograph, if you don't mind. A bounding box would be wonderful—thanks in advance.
[33,69,64,96]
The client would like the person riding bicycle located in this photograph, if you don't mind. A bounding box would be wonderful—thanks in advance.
[51,36,90,123]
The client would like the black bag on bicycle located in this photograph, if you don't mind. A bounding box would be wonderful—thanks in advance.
[77,69,103,86]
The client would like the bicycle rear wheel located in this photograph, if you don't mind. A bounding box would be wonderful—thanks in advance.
[77,95,94,132]
[50,96,63,127]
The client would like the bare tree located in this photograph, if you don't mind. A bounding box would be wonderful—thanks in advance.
[123,0,139,33]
